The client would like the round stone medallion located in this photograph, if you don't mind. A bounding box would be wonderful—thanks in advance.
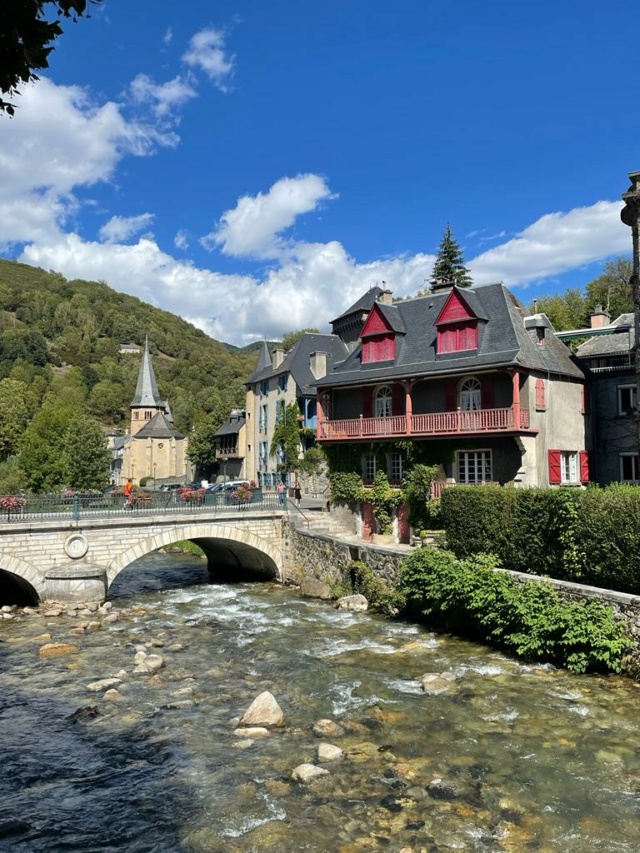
[64,533,89,560]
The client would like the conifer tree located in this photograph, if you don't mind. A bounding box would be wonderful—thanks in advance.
[430,224,473,289]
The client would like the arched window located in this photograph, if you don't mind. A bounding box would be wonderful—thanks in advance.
[375,385,393,418]
[458,377,481,411]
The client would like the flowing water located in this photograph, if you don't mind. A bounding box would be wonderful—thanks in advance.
[1,551,639,852]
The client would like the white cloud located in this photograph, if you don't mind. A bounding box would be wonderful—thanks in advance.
[99,213,155,243]
[163,27,173,46]
[205,174,335,258]
[470,201,628,286]
[182,28,235,91]
[128,74,197,118]
[174,229,189,250]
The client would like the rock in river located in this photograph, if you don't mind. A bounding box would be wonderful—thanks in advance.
[292,763,330,783]
[239,691,285,728]
[336,594,368,612]
[300,578,333,600]
[38,642,79,658]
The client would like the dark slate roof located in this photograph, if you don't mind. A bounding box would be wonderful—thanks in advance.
[246,333,350,395]
[576,314,635,357]
[134,411,185,440]
[215,415,246,436]
[246,340,272,383]
[376,303,407,333]
[131,338,165,408]
[316,283,584,387]
[331,286,385,323]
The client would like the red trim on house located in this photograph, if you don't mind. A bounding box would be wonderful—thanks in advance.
[580,450,591,484]
[548,449,561,484]
[434,288,478,325]
[362,333,396,363]
[360,304,392,337]
[437,322,478,353]
[535,378,546,411]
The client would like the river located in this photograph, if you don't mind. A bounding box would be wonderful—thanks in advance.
[1,551,639,852]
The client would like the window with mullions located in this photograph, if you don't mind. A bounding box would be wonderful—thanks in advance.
[374,385,393,417]
[259,381,269,396]
[277,375,288,392]
[457,450,491,484]
[620,453,640,483]
[363,453,377,483]
[259,404,268,432]
[388,453,403,485]
[561,451,578,484]
[618,385,637,416]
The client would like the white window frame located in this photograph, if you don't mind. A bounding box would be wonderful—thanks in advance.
[620,453,640,483]
[456,450,492,484]
[388,453,403,484]
[259,404,268,432]
[617,384,637,416]
[458,376,481,411]
[363,453,377,483]
[374,385,393,418]
[561,451,578,484]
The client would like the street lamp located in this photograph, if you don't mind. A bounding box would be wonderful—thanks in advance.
[153,463,157,486]
[222,456,228,485]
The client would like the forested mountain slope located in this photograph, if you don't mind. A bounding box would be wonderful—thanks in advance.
[0,258,255,434]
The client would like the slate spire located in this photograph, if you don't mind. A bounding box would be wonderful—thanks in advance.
[255,340,272,373]
[131,337,164,407]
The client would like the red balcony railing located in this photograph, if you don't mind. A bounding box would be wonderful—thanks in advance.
[318,407,530,440]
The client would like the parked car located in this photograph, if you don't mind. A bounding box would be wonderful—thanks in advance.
[160,483,184,492]
[206,480,249,493]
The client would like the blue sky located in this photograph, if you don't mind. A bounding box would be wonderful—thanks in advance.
[0,0,637,344]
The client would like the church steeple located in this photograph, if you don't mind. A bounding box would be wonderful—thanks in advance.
[130,337,165,435]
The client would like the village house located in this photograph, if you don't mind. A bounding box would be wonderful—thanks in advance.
[314,282,590,489]
[213,409,248,481]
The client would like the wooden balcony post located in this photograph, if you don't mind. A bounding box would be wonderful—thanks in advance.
[359,414,363,437]
[317,391,325,438]
[511,369,521,428]
[403,380,414,435]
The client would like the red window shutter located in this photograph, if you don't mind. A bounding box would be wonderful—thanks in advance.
[382,334,396,361]
[481,376,494,409]
[362,388,372,417]
[579,450,591,484]
[444,381,457,411]
[362,340,372,364]
[548,450,561,484]
[460,323,478,350]
[535,378,546,411]
[392,384,403,415]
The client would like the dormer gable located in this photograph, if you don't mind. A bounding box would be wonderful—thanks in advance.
[360,304,396,364]
[434,287,480,354]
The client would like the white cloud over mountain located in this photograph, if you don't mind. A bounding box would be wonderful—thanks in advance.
[1,75,631,346]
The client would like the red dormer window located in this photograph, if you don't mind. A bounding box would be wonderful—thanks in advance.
[435,289,479,354]
[361,304,396,364]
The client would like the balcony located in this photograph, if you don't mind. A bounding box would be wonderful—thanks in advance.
[215,446,242,459]
[318,407,532,441]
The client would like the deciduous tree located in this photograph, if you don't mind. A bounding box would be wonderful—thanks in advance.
[62,413,111,490]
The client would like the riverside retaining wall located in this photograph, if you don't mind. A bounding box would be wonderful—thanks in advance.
[286,525,640,665]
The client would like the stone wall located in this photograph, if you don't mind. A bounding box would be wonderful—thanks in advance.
[286,528,640,665]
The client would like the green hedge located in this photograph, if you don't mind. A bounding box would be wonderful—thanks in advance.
[441,484,640,594]
[397,548,632,673]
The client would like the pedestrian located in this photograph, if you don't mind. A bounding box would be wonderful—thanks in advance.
[277,480,285,505]
[294,484,302,507]
[124,478,133,508]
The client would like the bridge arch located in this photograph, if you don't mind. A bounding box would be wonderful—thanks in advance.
[0,551,45,604]
[106,523,282,588]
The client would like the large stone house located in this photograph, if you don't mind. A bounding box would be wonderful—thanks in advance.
[315,283,590,488]
[118,339,191,485]
[571,310,637,485]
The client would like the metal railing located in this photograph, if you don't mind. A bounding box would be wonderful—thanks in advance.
[0,490,284,523]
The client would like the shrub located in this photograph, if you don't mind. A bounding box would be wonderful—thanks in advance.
[402,464,438,530]
[338,560,403,616]
[397,547,632,674]
[440,484,640,594]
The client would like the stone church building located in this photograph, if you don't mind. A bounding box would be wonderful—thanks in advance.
[119,339,190,485]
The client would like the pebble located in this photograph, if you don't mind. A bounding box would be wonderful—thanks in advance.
[103,689,124,702]
[38,642,79,657]
[87,678,122,692]
[313,718,346,738]
[292,763,330,783]
[317,743,344,762]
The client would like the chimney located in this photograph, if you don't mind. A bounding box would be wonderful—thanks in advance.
[590,304,611,329]
[309,351,328,379]
[378,287,393,305]
[272,347,285,368]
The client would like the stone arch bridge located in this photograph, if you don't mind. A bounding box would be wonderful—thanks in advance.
[0,507,290,605]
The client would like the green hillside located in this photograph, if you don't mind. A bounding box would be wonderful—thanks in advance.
[0,257,256,449]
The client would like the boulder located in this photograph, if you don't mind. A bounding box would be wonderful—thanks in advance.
[38,642,79,658]
[103,689,124,702]
[143,654,165,672]
[313,719,345,738]
[336,594,368,612]
[87,677,122,692]
[317,743,344,762]
[239,691,284,728]
[421,671,457,694]
[233,727,271,739]
[292,763,330,783]
[300,578,333,600]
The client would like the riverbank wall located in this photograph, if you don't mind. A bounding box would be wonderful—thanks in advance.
[286,524,640,670]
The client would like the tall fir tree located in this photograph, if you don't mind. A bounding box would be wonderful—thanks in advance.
[430,224,473,289]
